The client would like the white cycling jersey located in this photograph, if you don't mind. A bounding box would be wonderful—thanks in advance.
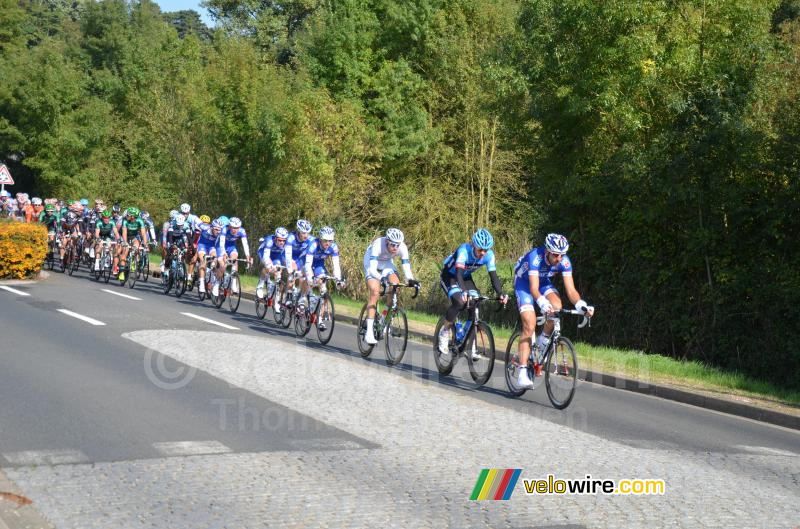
[362,237,413,281]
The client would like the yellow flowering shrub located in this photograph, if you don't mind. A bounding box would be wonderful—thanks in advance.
[0,220,48,279]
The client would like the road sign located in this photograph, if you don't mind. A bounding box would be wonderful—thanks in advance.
[0,164,13,185]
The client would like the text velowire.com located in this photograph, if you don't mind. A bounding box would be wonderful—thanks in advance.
[524,474,665,495]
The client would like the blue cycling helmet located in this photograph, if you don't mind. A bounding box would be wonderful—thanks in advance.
[544,233,569,254]
[211,219,223,229]
[229,217,242,228]
[80,198,89,206]
[275,227,289,239]
[217,215,230,226]
[296,219,312,233]
[319,226,335,241]
[471,228,494,250]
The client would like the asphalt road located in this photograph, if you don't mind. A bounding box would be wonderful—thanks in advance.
[1,267,797,466]
[1,266,799,528]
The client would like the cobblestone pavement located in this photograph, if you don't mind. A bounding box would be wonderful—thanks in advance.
[5,331,799,528]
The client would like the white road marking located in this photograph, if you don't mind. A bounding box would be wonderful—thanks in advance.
[101,288,141,301]
[2,449,90,466]
[733,445,798,457]
[57,309,106,326]
[180,312,239,330]
[0,285,30,296]
[152,441,233,457]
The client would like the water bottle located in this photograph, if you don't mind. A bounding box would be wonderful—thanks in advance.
[455,321,465,342]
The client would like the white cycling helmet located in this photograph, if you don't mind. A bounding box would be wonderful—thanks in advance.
[180,203,191,214]
[385,228,404,244]
[175,214,186,226]
[544,233,569,254]
[296,219,312,233]
[275,227,289,239]
[31,197,42,206]
[229,217,242,228]
[211,219,223,229]
[319,226,335,241]
[169,209,179,220]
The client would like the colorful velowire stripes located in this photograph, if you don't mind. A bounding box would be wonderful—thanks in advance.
[470,469,522,500]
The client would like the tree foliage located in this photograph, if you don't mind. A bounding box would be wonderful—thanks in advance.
[1,0,798,388]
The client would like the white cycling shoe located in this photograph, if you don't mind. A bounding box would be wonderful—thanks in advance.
[437,328,450,355]
[517,368,534,389]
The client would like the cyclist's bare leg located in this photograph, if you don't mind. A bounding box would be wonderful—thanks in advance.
[517,309,538,365]
[366,278,382,319]
[384,272,400,309]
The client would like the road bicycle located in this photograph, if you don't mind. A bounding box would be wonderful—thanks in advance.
[292,274,343,344]
[196,255,216,302]
[93,239,116,283]
[357,280,420,365]
[117,241,140,289]
[254,265,286,323]
[45,234,58,271]
[212,256,248,312]
[135,243,152,282]
[504,309,590,409]
[162,244,188,297]
[432,294,503,386]
[275,269,304,329]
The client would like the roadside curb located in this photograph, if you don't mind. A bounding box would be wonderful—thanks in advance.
[150,269,800,431]
[0,471,54,529]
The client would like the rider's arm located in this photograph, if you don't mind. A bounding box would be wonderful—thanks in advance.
[140,223,148,244]
[399,242,413,280]
[485,250,503,295]
[367,238,381,278]
[148,221,156,242]
[218,230,227,252]
[240,234,250,259]
[284,235,293,263]
[304,248,314,280]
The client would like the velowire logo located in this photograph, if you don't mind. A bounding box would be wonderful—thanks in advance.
[469,469,522,500]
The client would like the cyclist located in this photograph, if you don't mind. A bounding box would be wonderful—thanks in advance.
[163,214,192,277]
[183,212,208,290]
[30,197,44,219]
[93,209,120,272]
[361,228,420,345]
[437,228,508,356]
[111,204,123,228]
[304,226,344,325]
[160,210,178,273]
[39,203,61,243]
[285,219,316,307]
[256,227,289,305]
[117,207,148,281]
[213,216,251,297]
[139,211,158,244]
[58,210,81,264]
[195,217,221,294]
[15,194,33,222]
[512,233,595,388]
[179,203,200,232]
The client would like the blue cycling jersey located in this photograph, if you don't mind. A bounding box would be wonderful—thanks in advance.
[197,224,218,246]
[259,235,287,262]
[306,240,340,267]
[220,225,247,243]
[513,246,573,281]
[442,243,497,277]
[286,232,316,262]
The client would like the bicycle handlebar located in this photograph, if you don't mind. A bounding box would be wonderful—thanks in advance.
[536,308,593,329]
[380,280,420,299]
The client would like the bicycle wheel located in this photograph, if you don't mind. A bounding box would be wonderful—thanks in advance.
[504,332,529,397]
[294,303,311,338]
[93,254,102,281]
[356,303,376,358]
[278,288,293,328]
[271,282,284,325]
[432,316,456,376]
[228,273,241,313]
[142,253,150,282]
[46,242,54,270]
[213,277,225,307]
[316,295,335,345]
[58,246,67,273]
[134,251,142,280]
[175,262,187,298]
[67,246,77,276]
[255,296,267,319]
[162,267,172,294]
[384,308,408,365]
[545,336,578,409]
[127,253,137,289]
[467,321,495,386]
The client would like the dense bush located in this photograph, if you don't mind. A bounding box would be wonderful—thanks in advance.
[0,221,48,279]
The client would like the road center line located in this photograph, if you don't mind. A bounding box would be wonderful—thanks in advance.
[101,288,141,301]
[57,309,106,326]
[180,312,239,330]
[0,285,30,296]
